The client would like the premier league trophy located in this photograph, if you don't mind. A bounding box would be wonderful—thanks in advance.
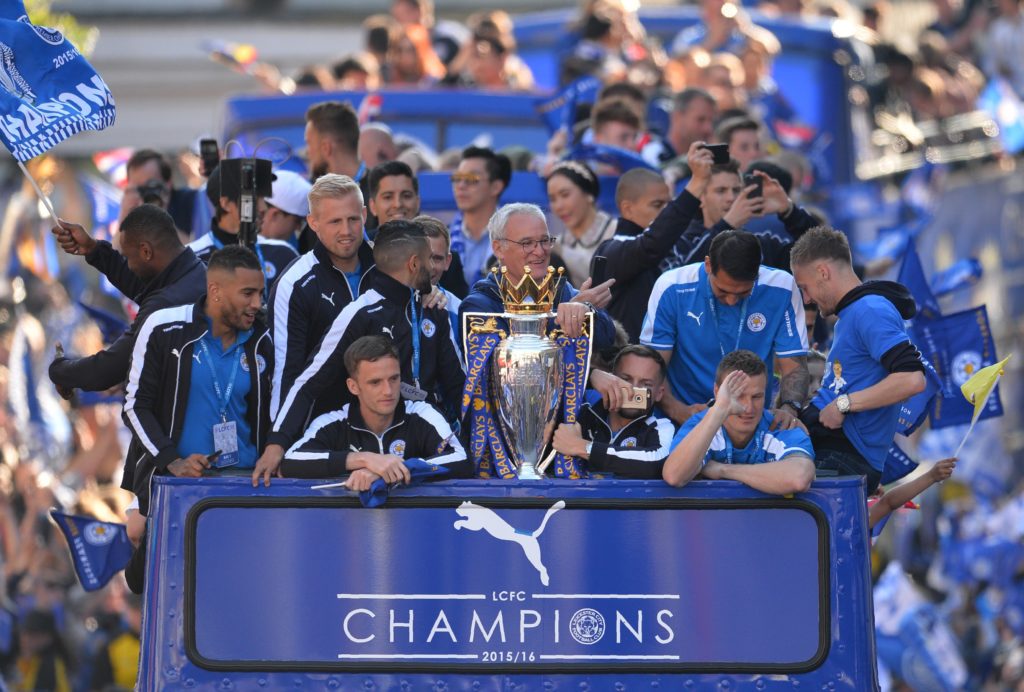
[462,266,593,480]
[491,267,564,479]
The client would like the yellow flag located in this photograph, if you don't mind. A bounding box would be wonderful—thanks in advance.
[960,355,1011,420]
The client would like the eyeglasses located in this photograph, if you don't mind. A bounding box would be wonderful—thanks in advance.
[500,236,555,252]
[451,173,483,186]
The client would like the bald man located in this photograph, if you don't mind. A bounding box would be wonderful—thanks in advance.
[594,142,712,342]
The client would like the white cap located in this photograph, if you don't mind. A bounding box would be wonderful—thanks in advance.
[266,169,312,217]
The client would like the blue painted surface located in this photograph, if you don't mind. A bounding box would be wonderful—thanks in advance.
[140,477,878,690]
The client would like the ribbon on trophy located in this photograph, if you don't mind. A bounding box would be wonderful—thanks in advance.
[545,314,594,479]
[461,315,517,478]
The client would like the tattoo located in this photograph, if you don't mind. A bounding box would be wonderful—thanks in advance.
[778,356,811,409]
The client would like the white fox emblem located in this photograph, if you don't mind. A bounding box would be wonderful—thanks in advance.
[687,311,703,327]
[454,501,565,585]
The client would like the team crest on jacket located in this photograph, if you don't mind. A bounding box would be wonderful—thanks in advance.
[240,353,268,374]
[421,318,436,338]
[264,262,277,280]
[747,312,767,332]
[389,439,406,456]
[620,437,638,448]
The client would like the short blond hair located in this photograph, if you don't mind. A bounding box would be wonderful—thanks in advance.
[413,214,451,251]
[308,173,363,215]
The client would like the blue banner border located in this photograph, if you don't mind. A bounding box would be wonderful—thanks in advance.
[182,496,831,675]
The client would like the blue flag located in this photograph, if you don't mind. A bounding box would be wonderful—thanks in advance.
[854,216,929,264]
[0,4,115,162]
[49,511,132,591]
[359,458,450,508]
[535,76,601,133]
[911,305,1003,429]
[565,143,658,173]
[931,258,982,297]
[881,442,918,486]
[896,354,942,435]
[77,299,128,345]
[897,240,942,321]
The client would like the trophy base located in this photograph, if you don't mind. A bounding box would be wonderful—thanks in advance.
[517,464,543,480]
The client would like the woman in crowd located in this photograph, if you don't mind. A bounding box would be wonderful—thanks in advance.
[546,161,615,286]
[383,23,446,87]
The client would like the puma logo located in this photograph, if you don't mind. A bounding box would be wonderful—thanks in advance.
[192,352,202,365]
[322,292,335,306]
[687,311,703,327]
[171,348,181,359]
[454,500,565,585]
[382,325,394,339]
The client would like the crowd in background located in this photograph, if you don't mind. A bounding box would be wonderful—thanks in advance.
[0,0,1023,690]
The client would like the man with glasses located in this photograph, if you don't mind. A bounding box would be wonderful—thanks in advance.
[449,146,511,288]
[458,203,617,348]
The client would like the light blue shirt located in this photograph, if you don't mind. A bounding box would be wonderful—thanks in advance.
[177,321,257,468]
[671,410,814,464]
[641,263,808,406]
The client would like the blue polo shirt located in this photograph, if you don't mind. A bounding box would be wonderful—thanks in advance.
[640,263,807,405]
[670,409,814,464]
[177,322,257,468]
[811,294,911,472]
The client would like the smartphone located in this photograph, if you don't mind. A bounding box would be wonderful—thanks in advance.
[591,255,608,285]
[742,173,763,198]
[619,387,651,411]
[199,139,220,177]
[703,143,730,164]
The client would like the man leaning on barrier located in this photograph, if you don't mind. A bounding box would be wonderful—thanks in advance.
[280,335,470,489]
[662,350,815,495]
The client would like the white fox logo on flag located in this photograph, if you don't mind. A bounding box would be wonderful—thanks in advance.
[0,42,33,103]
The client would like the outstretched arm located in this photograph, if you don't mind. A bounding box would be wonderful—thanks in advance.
[868,458,956,529]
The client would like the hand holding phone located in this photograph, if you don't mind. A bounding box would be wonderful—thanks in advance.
[742,173,763,198]
[199,139,220,178]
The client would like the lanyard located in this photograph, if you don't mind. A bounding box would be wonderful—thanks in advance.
[725,429,763,464]
[355,160,366,181]
[198,338,241,422]
[409,292,421,387]
[707,277,749,358]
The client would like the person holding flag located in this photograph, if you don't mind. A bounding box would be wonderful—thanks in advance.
[790,227,927,492]
[48,205,206,397]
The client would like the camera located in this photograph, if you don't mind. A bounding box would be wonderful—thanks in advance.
[217,157,274,248]
[620,387,651,411]
[137,179,168,206]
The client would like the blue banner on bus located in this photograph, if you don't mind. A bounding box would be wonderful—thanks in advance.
[187,498,827,671]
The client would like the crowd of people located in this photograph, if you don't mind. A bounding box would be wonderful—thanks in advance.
[1,0,1023,690]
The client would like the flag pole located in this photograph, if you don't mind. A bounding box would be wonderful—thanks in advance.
[953,371,1002,458]
[16,159,59,223]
